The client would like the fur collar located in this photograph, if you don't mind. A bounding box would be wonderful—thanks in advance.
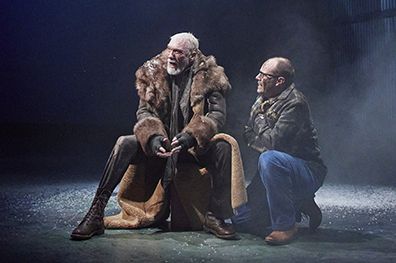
[135,49,231,111]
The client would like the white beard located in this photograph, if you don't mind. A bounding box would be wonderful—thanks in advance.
[167,64,183,75]
[167,59,189,76]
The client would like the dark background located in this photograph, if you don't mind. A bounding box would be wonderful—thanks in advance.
[1,0,395,185]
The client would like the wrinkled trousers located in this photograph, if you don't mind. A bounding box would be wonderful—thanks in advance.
[233,150,322,231]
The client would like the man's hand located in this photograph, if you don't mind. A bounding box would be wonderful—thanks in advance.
[243,126,256,146]
[170,133,197,154]
[150,135,171,158]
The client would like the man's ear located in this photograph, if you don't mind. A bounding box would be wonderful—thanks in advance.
[276,76,285,86]
[190,51,197,60]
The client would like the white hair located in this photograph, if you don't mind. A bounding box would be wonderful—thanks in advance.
[170,32,199,53]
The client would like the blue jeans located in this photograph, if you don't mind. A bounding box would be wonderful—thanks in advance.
[233,150,321,231]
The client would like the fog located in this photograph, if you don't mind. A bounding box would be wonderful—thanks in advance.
[1,0,395,186]
[318,31,396,185]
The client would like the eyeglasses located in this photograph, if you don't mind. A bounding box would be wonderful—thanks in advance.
[258,71,279,79]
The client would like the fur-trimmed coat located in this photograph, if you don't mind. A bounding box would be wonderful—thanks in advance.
[103,52,248,230]
[133,49,232,155]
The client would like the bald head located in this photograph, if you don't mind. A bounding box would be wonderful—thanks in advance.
[266,57,295,87]
[256,57,295,98]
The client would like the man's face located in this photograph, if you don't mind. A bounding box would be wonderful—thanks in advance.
[255,60,280,98]
[167,38,193,76]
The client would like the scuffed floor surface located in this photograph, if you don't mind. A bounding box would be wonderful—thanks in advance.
[1,181,396,263]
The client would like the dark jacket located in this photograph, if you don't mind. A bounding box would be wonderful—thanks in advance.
[244,84,327,182]
[133,49,231,155]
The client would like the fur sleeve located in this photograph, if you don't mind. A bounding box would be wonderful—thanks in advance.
[133,117,167,155]
[182,115,218,154]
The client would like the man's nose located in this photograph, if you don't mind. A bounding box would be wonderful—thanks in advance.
[168,50,175,59]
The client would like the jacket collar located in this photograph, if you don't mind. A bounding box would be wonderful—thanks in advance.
[277,83,295,100]
[259,83,295,105]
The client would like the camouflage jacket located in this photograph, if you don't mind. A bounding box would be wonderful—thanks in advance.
[244,84,327,182]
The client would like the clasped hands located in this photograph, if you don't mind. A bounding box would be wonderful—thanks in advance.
[150,133,197,158]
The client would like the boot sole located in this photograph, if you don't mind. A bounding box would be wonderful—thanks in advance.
[265,235,297,246]
[203,225,236,240]
[70,228,105,241]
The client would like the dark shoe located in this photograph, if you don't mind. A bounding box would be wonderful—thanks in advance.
[265,225,298,245]
[203,212,236,240]
[71,188,111,240]
[70,215,105,240]
[301,198,322,230]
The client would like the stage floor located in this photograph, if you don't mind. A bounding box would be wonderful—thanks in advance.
[1,176,396,262]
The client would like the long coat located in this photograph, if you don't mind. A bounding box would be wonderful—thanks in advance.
[104,51,247,230]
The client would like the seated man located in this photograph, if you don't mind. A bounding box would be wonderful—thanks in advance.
[71,32,241,240]
[232,57,327,245]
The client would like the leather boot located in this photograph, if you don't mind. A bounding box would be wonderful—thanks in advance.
[71,188,111,240]
[301,198,322,230]
[265,225,298,245]
[203,212,236,240]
